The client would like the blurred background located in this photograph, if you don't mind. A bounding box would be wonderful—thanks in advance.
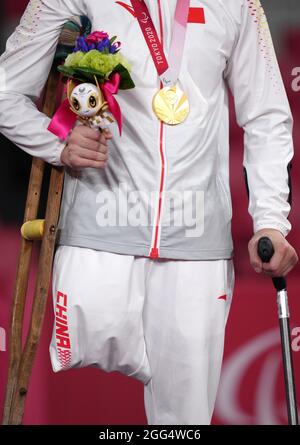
[0,0,299,425]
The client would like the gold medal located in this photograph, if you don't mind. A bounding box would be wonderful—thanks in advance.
[152,85,190,125]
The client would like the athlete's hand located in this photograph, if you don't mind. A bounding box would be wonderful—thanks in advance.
[248,228,298,277]
[60,125,113,170]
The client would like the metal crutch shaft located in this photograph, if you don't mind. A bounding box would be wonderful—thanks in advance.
[258,236,298,425]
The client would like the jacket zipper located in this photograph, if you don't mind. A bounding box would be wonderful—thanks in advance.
[149,0,166,260]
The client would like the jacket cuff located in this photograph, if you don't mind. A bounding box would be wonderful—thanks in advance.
[254,222,291,238]
[50,138,67,166]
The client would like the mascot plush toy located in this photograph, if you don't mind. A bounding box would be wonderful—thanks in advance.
[67,79,114,131]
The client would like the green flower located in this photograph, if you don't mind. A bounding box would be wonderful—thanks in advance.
[64,49,131,79]
[64,51,85,67]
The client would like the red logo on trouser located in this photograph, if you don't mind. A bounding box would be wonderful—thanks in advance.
[55,291,71,369]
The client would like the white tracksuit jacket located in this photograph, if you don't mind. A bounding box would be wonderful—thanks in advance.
[0,0,293,260]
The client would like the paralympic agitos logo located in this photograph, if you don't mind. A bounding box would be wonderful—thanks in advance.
[215,327,300,425]
[292,67,300,92]
[115,1,206,24]
[140,12,150,24]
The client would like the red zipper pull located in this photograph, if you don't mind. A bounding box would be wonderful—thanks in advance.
[150,248,159,259]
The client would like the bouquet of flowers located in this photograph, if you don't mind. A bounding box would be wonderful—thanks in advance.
[48,31,135,138]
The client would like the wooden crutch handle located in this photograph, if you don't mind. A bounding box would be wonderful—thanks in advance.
[3,16,91,425]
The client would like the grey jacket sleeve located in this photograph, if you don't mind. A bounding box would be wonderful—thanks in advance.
[0,0,87,165]
[225,0,293,237]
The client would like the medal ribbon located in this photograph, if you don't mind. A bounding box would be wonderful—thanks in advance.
[130,0,190,87]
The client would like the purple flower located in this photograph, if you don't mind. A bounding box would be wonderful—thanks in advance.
[74,36,89,53]
[109,42,121,54]
[72,32,122,55]
[97,37,110,52]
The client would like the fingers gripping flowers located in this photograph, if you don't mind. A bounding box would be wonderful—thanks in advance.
[48,31,135,139]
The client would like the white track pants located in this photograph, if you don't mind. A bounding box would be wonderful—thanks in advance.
[50,246,234,425]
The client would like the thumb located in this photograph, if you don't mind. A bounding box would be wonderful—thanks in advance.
[103,128,113,139]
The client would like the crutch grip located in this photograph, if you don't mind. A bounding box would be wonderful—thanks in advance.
[257,237,287,291]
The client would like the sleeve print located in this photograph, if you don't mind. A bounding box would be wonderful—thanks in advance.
[0,0,87,165]
[1,1,42,71]
[225,0,294,237]
[245,0,282,95]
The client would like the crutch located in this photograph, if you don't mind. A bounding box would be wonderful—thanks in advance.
[258,236,299,425]
[2,16,91,426]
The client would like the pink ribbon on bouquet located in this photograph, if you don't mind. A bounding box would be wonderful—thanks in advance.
[100,72,122,135]
[47,97,77,140]
[47,72,123,139]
